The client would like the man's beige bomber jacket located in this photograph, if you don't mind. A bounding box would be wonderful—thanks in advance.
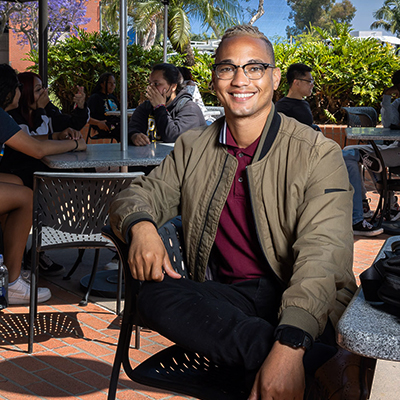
[110,105,357,340]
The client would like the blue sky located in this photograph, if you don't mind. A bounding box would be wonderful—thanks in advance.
[190,0,386,39]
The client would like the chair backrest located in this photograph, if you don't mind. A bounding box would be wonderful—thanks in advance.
[86,125,117,143]
[33,172,142,236]
[342,107,378,127]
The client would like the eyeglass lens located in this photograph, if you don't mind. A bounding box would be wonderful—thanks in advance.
[215,63,269,80]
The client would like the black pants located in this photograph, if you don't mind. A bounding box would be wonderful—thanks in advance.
[137,276,337,375]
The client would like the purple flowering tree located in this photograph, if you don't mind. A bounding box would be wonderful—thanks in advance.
[0,0,90,50]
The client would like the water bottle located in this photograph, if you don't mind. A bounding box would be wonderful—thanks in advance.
[0,254,8,310]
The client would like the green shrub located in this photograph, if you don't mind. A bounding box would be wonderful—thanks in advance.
[27,23,400,123]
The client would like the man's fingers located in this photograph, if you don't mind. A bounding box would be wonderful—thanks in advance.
[163,253,182,279]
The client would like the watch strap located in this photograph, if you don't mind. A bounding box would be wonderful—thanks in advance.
[274,325,313,351]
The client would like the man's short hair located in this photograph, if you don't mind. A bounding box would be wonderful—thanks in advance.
[392,70,400,85]
[286,63,312,87]
[215,25,275,64]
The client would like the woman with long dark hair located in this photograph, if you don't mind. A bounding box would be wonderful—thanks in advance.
[87,72,121,141]
[8,71,86,139]
[0,64,86,303]
[129,63,206,146]
[1,71,85,189]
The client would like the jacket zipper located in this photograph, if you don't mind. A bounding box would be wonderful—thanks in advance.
[194,153,230,280]
[246,165,284,285]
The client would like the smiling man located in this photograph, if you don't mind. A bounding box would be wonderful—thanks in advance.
[110,25,362,399]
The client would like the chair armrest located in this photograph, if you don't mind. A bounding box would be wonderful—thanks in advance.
[102,225,129,261]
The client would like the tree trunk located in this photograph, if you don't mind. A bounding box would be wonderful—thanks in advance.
[140,16,157,50]
[248,0,265,25]
[183,41,195,66]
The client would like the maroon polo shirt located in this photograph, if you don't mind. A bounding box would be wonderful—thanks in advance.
[214,124,269,283]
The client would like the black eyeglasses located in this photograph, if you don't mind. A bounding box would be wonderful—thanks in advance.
[212,62,275,80]
[296,78,314,84]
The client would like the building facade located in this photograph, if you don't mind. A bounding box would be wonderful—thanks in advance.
[1,0,100,72]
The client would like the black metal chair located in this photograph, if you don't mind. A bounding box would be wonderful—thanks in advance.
[342,107,378,128]
[342,106,378,148]
[29,172,143,353]
[102,218,249,400]
[86,124,118,143]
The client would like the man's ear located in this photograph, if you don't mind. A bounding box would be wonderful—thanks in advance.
[272,68,281,90]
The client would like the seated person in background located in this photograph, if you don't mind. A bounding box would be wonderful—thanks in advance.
[87,72,121,142]
[342,147,385,236]
[1,71,83,188]
[129,63,206,146]
[275,63,320,131]
[342,70,400,235]
[0,64,86,301]
[381,69,400,128]
[111,25,362,399]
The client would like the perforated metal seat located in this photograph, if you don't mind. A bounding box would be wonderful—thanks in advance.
[28,172,143,353]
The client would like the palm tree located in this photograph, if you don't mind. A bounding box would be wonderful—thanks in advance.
[371,0,400,37]
[103,0,241,65]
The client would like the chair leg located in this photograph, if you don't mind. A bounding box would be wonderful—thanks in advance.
[28,249,40,353]
[108,313,135,399]
[135,325,141,349]
[116,258,122,316]
[79,249,100,306]
[63,249,86,280]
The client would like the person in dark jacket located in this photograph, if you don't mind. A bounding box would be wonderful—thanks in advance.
[87,72,121,142]
[275,63,320,131]
[129,63,206,146]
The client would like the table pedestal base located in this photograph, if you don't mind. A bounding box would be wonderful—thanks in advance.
[80,270,124,298]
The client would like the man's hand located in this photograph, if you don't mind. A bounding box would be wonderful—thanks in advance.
[131,132,150,146]
[128,221,182,281]
[248,341,305,400]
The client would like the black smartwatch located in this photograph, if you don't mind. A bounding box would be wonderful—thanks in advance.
[275,326,313,351]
